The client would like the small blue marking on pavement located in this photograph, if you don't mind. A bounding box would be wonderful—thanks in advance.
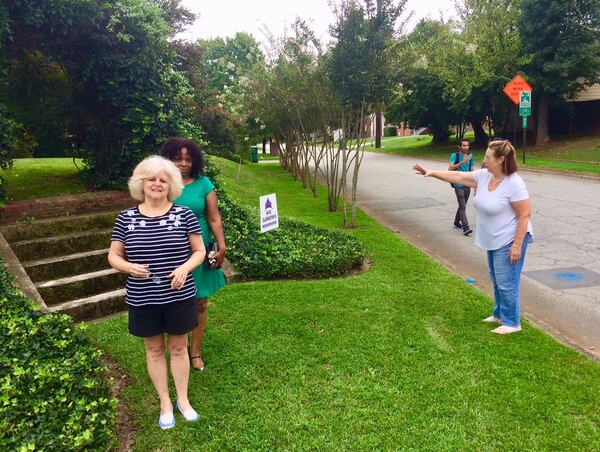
[555,272,583,282]
[466,278,477,284]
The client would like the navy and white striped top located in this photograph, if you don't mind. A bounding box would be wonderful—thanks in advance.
[111,204,202,306]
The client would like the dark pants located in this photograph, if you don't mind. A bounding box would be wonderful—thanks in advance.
[453,186,471,228]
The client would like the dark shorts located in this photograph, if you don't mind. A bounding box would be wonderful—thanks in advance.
[127,298,199,337]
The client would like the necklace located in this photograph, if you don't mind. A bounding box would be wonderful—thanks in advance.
[489,175,505,190]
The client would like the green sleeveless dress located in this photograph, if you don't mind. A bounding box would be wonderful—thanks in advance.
[175,176,226,298]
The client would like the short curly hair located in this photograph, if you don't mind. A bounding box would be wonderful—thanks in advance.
[160,137,205,179]
[128,156,183,202]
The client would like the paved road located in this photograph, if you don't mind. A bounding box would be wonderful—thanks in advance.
[352,152,600,360]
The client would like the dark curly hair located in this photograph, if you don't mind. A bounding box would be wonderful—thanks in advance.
[160,137,204,179]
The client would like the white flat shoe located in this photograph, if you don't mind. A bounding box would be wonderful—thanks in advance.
[482,316,501,324]
[491,325,522,335]
[177,401,199,422]
[159,411,175,429]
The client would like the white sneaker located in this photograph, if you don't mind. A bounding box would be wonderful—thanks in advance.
[491,325,522,335]
[482,316,501,324]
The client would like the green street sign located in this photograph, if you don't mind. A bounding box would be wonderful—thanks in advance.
[519,91,532,117]
[522,116,528,128]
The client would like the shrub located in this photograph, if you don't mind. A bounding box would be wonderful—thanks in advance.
[383,126,397,137]
[0,260,116,450]
[204,158,365,280]
[231,218,365,279]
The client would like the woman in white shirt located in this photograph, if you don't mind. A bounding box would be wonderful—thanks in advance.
[413,140,533,334]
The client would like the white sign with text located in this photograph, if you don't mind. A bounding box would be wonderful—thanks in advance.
[260,193,279,233]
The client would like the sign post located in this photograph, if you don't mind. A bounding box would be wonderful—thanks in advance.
[503,75,533,164]
[519,90,532,164]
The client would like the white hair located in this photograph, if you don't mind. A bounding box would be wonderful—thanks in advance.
[128,156,183,202]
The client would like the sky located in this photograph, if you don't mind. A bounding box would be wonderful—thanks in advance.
[178,0,457,47]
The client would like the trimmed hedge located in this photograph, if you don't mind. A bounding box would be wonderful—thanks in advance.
[205,159,365,280]
[0,260,116,450]
[383,126,397,137]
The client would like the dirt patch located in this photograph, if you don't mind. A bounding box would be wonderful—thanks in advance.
[348,256,373,276]
[101,353,136,452]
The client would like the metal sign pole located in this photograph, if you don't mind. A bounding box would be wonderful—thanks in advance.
[523,121,526,164]
[513,105,517,145]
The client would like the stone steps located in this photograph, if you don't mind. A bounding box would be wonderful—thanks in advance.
[1,211,118,242]
[0,191,134,224]
[0,192,236,322]
[0,193,131,320]
[11,228,113,261]
[37,268,126,306]
[47,288,127,322]
[23,249,110,283]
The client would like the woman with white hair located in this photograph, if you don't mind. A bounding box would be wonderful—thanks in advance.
[108,156,206,429]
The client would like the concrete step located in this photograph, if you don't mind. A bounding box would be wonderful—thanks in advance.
[23,249,110,283]
[48,288,127,322]
[0,191,134,224]
[37,268,126,306]
[1,211,118,243]
[11,228,113,261]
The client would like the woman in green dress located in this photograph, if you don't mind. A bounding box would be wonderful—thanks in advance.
[161,138,226,371]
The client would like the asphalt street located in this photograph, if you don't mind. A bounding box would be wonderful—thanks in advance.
[352,152,600,360]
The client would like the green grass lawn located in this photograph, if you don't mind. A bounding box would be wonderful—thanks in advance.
[367,134,600,175]
[0,158,87,201]
[87,157,600,450]
[258,153,280,161]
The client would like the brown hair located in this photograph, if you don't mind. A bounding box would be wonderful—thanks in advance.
[488,140,518,175]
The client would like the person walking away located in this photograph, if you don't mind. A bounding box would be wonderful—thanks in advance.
[449,138,474,235]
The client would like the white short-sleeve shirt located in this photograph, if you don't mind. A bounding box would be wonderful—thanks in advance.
[472,169,533,250]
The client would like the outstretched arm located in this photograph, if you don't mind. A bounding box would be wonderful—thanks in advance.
[413,164,477,188]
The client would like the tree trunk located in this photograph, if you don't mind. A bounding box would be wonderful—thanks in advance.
[535,93,550,145]
[375,106,382,149]
[470,118,488,147]
[262,137,267,154]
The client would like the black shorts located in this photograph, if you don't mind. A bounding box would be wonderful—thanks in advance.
[127,298,199,337]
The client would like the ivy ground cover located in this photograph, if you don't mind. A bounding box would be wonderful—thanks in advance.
[88,158,600,450]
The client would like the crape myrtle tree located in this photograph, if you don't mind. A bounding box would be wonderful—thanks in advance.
[247,19,341,200]
[3,0,200,189]
[328,0,406,227]
[195,33,265,160]
[519,0,600,144]
[367,0,406,149]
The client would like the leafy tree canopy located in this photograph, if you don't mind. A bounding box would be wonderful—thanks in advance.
[520,0,600,100]
[3,0,200,188]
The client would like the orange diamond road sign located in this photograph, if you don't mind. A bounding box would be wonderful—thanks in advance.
[503,74,533,105]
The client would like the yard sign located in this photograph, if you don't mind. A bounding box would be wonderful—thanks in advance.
[260,193,279,233]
